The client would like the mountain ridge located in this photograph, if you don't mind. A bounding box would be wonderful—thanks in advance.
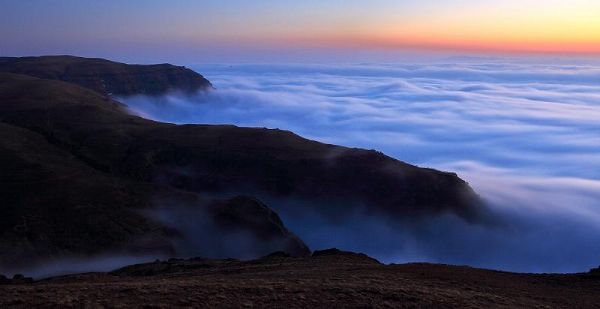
[0,56,485,268]
[0,55,213,96]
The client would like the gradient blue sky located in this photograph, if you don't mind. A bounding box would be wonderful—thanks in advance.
[2,1,600,63]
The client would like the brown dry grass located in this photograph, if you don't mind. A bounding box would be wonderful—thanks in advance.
[1,252,598,308]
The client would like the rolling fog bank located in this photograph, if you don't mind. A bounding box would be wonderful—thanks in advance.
[119,58,600,273]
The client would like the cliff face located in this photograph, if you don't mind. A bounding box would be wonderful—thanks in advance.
[0,57,485,266]
[0,55,213,96]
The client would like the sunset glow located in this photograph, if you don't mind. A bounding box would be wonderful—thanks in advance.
[2,0,600,59]
[256,1,600,54]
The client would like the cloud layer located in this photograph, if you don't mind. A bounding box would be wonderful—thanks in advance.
[122,59,600,273]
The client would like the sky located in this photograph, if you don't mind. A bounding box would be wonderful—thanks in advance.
[2,1,600,62]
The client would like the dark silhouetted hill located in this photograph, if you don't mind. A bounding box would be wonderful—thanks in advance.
[0,57,485,267]
[0,55,212,96]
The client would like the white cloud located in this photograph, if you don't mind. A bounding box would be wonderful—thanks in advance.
[121,59,600,272]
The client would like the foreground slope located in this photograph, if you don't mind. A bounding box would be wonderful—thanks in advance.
[1,250,599,308]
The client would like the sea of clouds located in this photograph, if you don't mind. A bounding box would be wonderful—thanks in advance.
[122,57,600,273]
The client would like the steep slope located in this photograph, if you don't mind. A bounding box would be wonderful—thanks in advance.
[0,74,308,266]
[0,118,308,266]
[0,72,484,221]
[0,55,212,96]
[0,119,173,266]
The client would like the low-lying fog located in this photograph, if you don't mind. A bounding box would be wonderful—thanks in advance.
[121,57,600,273]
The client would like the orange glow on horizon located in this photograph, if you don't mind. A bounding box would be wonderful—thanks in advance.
[272,35,600,55]
[247,1,600,55]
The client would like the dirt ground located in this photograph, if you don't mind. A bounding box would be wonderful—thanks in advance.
[1,250,599,308]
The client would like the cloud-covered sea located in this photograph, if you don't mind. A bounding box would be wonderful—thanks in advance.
[123,58,600,273]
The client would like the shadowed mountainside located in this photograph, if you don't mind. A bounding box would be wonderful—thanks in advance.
[0,55,212,96]
[0,57,485,267]
[0,115,309,264]
[0,70,484,220]
[0,74,308,265]
[1,250,599,308]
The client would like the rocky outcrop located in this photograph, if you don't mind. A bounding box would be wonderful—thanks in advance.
[0,274,33,285]
[0,55,212,96]
[110,248,379,278]
[311,248,381,264]
[589,266,600,276]
[210,196,310,257]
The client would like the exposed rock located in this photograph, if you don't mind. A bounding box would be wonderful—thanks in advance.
[312,248,381,264]
[312,248,344,256]
[261,251,291,259]
[12,274,32,282]
[0,273,33,285]
[110,249,382,277]
[209,196,310,257]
